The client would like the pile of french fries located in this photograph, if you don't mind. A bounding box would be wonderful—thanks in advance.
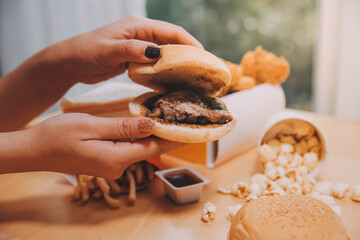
[72,161,156,208]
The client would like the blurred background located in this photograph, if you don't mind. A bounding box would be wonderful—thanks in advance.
[0,0,359,121]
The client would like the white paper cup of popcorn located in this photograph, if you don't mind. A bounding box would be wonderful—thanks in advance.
[257,110,328,178]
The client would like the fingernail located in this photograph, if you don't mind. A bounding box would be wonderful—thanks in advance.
[145,46,161,59]
[137,118,155,133]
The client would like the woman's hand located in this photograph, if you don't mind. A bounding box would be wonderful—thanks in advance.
[0,15,202,131]
[0,113,183,179]
[44,15,203,85]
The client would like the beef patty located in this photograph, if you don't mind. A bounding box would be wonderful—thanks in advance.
[144,91,233,125]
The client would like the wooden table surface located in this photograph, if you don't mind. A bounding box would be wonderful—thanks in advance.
[0,111,360,240]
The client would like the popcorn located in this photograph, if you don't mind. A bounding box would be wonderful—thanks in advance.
[296,166,309,178]
[227,204,243,220]
[295,140,307,156]
[217,186,232,194]
[264,162,276,171]
[280,143,294,154]
[248,183,262,197]
[251,174,269,184]
[276,177,292,191]
[251,174,269,191]
[231,181,248,198]
[331,182,350,199]
[285,168,298,182]
[307,136,320,149]
[309,192,336,206]
[201,202,216,222]
[301,176,316,194]
[314,181,332,196]
[276,153,291,167]
[246,194,258,201]
[303,152,319,171]
[279,135,296,145]
[267,180,280,191]
[276,166,286,178]
[269,188,285,196]
[310,146,321,157]
[331,205,343,220]
[309,193,343,219]
[264,167,278,180]
[218,119,357,213]
[350,185,360,202]
[267,139,281,149]
[289,152,303,168]
[294,122,313,140]
[287,182,302,195]
[259,144,277,163]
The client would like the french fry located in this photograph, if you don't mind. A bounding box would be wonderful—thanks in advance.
[82,175,96,190]
[106,179,122,194]
[92,189,103,199]
[71,163,157,208]
[96,177,110,194]
[72,181,82,201]
[80,182,89,203]
[78,175,90,203]
[103,193,121,208]
[126,169,136,204]
[146,163,155,181]
[135,163,144,183]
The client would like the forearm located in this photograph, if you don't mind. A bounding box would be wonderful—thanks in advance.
[0,129,41,174]
[0,43,76,132]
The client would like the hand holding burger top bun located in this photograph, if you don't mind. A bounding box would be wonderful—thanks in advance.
[128,44,237,143]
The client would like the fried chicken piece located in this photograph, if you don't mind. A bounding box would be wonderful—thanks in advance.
[231,75,256,91]
[241,46,290,84]
[219,59,243,96]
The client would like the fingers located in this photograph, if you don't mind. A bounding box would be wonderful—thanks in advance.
[80,137,183,179]
[145,18,204,49]
[113,137,185,162]
[84,116,156,140]
[109,39,162,64]
[116,15,203,49]
[84,137,184,171]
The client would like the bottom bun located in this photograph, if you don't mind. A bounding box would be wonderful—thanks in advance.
[129,92,237,143]
[229,195,348,240]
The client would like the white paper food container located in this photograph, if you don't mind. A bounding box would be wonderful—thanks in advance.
[166,83,286,167]
[155,167,210,204]
[257,110,329,177]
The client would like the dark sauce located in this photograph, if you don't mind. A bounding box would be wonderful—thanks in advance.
[165,173,200,188]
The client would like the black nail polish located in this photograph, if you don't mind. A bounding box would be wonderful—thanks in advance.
[145,46,161,58]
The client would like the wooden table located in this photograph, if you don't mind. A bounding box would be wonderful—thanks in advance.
[0,111,359,240]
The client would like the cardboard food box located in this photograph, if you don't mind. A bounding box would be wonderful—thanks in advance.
[166,83,285,168]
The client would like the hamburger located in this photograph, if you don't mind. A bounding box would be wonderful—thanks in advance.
[128,44,237,143]
[229,195,348,240]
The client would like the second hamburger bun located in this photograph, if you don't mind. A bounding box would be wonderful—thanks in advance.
[128,44,231,97]
[229,195,348,240]
[129,92,237,143]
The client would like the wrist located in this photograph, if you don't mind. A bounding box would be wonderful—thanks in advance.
[35,42,79,87]
[0,128,41,174]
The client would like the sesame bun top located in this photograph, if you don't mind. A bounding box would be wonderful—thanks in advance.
[229,195,348,240]
[128,44,231,97]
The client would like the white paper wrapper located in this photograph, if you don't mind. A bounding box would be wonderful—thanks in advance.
[208,83,286,167]
[257,110,329,177]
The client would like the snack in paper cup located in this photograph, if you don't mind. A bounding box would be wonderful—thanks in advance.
[257,111,328,177]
